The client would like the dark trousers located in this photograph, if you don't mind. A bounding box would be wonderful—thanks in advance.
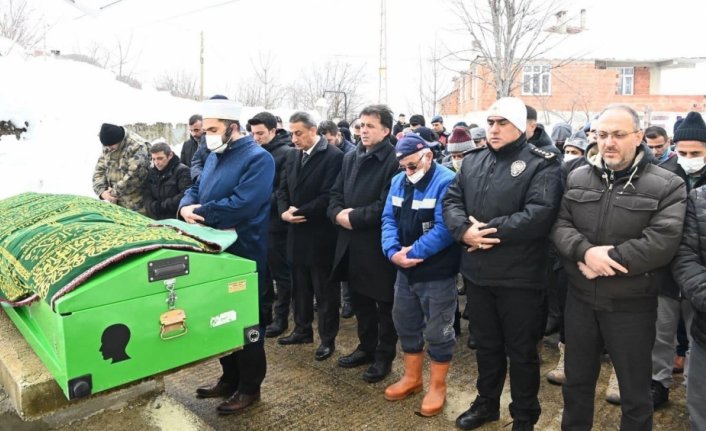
[219,330,267,395]
[562,292,656,431]
[264,231,291,323]
[350,289,397,363]
[467,282,545,423]
[292,263,340,345]
[556,267,568,343]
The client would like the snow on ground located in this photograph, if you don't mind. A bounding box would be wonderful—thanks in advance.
[0,52,201,199]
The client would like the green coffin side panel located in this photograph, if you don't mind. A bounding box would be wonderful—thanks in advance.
[2,248,259,399]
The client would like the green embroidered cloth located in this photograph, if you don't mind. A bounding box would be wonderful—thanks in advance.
[0,193,237,308]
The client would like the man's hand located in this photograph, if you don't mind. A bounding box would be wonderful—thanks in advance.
[100,188,117,204]
[180,204,205,224]
[577,261,600,280]
[391,246,424,269]
[584,246,628,277]
[281,206,307,224]
[462,216,501,252]
[335,208,354,230]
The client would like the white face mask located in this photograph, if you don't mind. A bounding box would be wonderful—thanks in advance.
[206,134,228,154]
[406,169,425,184]
[677,155,706,174]
[451,158,463,171]
[563,153,580,162]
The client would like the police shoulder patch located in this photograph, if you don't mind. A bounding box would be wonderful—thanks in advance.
[529,145,558,161]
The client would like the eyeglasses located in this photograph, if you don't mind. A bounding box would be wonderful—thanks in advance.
[596,130,639,140]
[399,153,426,172]
[487,118,510,127]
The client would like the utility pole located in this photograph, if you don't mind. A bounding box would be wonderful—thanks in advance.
[200,31,205,101]
[378,0,387,104]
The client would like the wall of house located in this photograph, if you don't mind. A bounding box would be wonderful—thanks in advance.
[440,61,705,125]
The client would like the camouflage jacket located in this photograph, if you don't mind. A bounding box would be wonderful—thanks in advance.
[92,129,150,213]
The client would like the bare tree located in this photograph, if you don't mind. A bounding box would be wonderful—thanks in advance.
[233,53,282,109]
[410,42,452,119]
[154,70,199,100]
[450,0,570,99]
[292,60,368,122]
[0,0,44,52]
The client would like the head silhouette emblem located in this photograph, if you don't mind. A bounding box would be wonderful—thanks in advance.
[99,324,131,363]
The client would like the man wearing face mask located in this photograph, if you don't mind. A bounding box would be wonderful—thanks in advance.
[647,111,703,410]
[179,96,275,416]
[381,133,460,417]
[443,127,475,173]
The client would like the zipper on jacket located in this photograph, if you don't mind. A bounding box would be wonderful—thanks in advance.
[475,156,496,278]
[593,170,615,306]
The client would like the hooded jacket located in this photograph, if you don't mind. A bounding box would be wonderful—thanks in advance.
[551,143,687,311]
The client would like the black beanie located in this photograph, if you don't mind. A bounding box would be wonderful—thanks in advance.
[99,123,125,146]
[673,112,706,143]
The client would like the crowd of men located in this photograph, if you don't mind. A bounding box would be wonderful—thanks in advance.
[91,96,706,431]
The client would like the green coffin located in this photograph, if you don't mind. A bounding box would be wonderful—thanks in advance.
[0,193,261,399]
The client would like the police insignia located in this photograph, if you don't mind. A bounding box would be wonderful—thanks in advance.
[511,160,526,177]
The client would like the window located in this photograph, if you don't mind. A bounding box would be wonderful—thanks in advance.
[616,67,634,95]
[522,65,551,95]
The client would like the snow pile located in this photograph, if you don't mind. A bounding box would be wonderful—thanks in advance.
[0,54,200,198]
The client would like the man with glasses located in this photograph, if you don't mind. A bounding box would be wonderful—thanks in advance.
[443,97,563,430]
[381,133,459,417]
[181,114,204,168]
[645,125,674,164]
[551,104,686,430]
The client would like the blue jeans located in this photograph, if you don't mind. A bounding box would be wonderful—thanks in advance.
[392,272,456,362]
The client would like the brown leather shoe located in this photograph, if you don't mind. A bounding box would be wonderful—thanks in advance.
[195,381,236,399]
[217,391,261,415]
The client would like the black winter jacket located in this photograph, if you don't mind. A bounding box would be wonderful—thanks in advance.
[672,187,706,349]
[442,134,563,289]
[529,124,562,160]
[263,129,294,233]
[180,136,199,168]
[143,155,192,220]
[328,139,399,301]
[551,144,686,311]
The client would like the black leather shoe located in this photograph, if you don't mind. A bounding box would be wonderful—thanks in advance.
[315,343,335,361]
[196,381,236,399]
[456,397,500,430]
[341,302,354,319]
[544,316,560,336]
[337,349,374,368]
[467,332,477,350]
[265,318,288,338]
[651,380,669,409]
[362,361,391,383]
[278,331,313,345]
[217,391,260,415]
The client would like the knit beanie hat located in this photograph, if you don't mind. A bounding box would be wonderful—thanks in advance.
[415,126,436,143]
[395,133,429,160]
[409,114,426,127]
[551,122,573,143]
[564,130,588,153]
[447,127,475,153]
[487,97,527,133]
[99,123,125,146]
[673,112,706,143]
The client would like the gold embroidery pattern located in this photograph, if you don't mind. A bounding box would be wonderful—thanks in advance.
[0,193,209,304]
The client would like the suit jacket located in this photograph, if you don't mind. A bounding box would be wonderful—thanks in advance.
[277,136,343,266]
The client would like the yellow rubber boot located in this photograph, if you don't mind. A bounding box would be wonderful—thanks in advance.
[419,360,450,417]
[384,352,424,401]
